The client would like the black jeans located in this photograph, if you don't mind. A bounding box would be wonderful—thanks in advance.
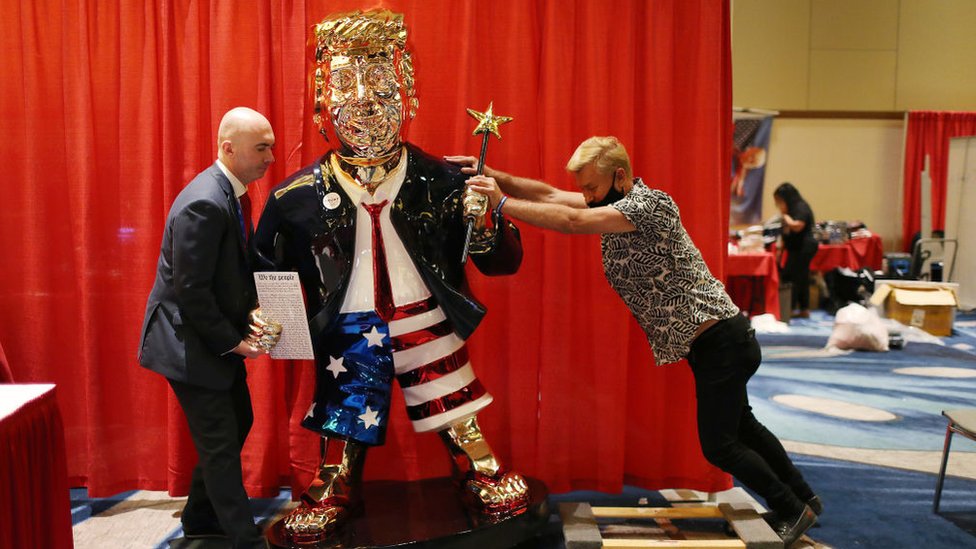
[169,367,265,548]
[687,314,813,518]
[782,239,819,310]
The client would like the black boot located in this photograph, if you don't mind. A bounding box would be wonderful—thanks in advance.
[806,495,823,516]
[775,505,817,548]
[763,494,823,523]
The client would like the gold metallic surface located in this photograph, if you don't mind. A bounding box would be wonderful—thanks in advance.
[335,148,400,168]
[313,10,407,56]
[466,102,513,140]
[441,416,501,476]
[463,470,530,518]
[439,416,529,517]
[273,173,317,200]
[311,10,417,152]
[463,188,490,220]
[283,439,368,543]
[334,147,405,194]
[463,102,513,245]
[247,308,282,352]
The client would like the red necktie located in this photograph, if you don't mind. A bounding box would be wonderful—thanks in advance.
[362,201,395,322]
[238,193,252,242]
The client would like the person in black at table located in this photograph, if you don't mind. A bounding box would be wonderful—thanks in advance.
[774,183,818,319]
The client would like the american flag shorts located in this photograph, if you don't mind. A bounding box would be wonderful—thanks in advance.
[302,296,492,445]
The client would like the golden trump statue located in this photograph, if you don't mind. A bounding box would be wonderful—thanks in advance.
[253,10,528,544]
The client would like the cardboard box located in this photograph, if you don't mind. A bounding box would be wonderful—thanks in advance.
[869,280,959,336]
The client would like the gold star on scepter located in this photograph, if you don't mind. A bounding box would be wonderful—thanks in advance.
[466,102,513,139]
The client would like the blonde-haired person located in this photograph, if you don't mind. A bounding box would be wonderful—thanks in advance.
[566,135,633,179]
[447,137,821,548]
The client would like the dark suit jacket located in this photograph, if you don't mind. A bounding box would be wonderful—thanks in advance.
[138,163,257,390]
[253,144,522,340]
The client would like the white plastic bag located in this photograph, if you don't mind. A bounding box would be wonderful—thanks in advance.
[826,303,889,352]
[750,313,789,333]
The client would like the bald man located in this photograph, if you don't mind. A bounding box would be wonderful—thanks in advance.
[138,107,275,548]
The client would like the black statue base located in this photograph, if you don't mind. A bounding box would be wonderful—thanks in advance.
[267,476,549,549]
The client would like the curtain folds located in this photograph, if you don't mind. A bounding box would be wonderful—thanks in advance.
[0,387,73,548]
[0,0,733,497]
[902,111,976,250]
[0,342,12,383]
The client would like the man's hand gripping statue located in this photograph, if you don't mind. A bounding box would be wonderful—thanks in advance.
[252,10,528,544]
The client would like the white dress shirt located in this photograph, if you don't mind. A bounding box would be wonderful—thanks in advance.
[331,151,432,314]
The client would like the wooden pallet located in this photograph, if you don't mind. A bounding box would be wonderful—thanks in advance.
[559,501,784,549]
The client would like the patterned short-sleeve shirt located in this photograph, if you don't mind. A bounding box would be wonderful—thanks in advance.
[604,179,739,364]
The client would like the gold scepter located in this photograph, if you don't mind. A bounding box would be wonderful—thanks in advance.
[461,102,513,265]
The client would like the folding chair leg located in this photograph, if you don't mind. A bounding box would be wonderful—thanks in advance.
[934,424,954,513]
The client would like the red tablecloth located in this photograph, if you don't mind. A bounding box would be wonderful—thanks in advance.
[809,234,884,272]
[727,252,781,320]
[847,234,884,271]
[0,384,73,548]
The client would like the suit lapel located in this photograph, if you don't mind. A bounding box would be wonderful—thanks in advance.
[209,164,249,258]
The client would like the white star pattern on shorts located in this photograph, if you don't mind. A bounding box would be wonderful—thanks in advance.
[363,326,386,347]
[304,402,316,420]
[358,406,380,430]
[326,355,347,378]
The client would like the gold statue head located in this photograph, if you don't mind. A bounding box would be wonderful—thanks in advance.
[311,9,418,159]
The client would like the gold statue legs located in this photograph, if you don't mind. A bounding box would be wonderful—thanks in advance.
[283,439,367,544]
[282,415,528,544]
[439,415,529,519]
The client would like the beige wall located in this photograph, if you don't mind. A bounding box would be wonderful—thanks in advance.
[761,118,905,251]
[733,0,976,251]
[733,0,976,111]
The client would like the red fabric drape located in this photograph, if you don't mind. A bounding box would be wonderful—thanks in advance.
[0,341,12,383]
[0,0,732,497]
[902,111,976,250]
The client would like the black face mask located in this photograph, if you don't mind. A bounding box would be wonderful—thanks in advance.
[587,172,626,208]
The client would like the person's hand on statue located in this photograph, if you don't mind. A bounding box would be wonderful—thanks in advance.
[444,155,499,179]
[465,175,504,209]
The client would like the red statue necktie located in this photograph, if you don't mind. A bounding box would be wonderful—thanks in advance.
[362,200,395,322]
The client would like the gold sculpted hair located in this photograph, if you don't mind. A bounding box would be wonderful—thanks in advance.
[566,136,632,179]
[311,9,418,132]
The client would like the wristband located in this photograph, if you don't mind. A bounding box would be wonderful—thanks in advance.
[495,195,509,215]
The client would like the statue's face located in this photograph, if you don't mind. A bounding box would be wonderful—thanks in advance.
[325,51,403,158]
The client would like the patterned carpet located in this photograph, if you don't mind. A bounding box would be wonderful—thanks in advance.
[745,311,976,547]
[69,311,976,548]
[752,312,976,456]
[71,488,289,548]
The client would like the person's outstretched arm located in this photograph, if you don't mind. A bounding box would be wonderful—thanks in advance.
[466,175,635,235]
[445,155,587,208]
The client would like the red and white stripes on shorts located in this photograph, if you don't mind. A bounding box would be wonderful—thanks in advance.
[387,297,492,433]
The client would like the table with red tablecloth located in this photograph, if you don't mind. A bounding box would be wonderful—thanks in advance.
[809,234,884,272]
[0,384,74,548]
[728,235,884,318]
[726,252,781,319]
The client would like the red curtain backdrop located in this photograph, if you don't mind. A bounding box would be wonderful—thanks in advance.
[0,0,732,498]
[0,341,12,383]
[902,111,976,250]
